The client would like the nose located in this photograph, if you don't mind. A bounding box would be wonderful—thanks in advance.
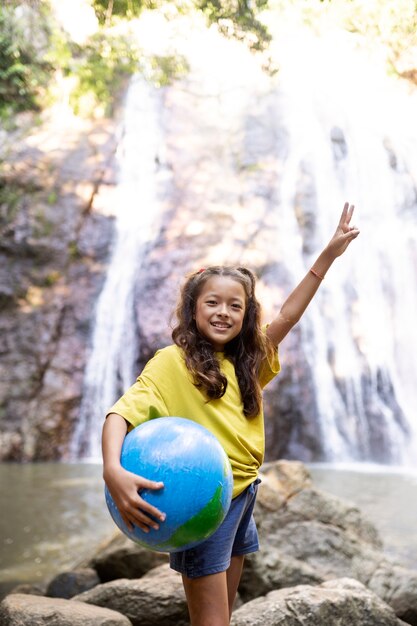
[218,303,229,316]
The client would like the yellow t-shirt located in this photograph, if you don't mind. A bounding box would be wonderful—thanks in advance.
[108,344,280,498]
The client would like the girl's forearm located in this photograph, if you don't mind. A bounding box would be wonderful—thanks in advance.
[267,247,336,346]
[309,246,336,281]
[281,247,335,321]
[267,203,359,347]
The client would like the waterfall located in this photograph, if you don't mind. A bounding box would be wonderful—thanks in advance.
[274,26,417,464]
[71,76,165,460]
[72,14,417,466]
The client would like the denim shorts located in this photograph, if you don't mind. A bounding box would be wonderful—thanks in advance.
[170,478,260,579]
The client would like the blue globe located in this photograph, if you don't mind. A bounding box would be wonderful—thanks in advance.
[105,417,233,553]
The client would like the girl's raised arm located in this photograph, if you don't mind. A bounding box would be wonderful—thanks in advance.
[266,202,360,348]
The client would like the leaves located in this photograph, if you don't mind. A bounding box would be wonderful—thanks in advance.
[0,5,52,114]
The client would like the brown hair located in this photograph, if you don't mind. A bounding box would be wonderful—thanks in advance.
[171,266,273,417]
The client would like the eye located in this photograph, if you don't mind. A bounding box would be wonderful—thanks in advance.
[206,299,217,305]
[232,303,243,309]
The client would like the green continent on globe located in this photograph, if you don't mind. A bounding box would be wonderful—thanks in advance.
[160,485,224,550]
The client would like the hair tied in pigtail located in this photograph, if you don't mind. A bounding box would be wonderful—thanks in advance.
[197,268,206,274]
[236,266,255,297]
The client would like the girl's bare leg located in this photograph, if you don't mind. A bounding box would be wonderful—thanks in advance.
[182,571,229,626]
[181,555,245,626]
[226,555,245,618]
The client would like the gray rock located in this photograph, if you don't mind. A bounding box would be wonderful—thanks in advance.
[259,459,312,509]
[7,582,47,596]
[239,462,417,624]
[231,578,408,626]
[4,460,415,626]
[239,467,383,601]
[240,549,323,601]
[0,593,132,626]
[74,567,189,626]
[141,563,178,579]
[257,479,382,549]
[90,532,168,582]
[46,567,100,599]
[368,562,417,626]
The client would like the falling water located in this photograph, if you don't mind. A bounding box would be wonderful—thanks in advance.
[274,25,417,463]
[71,76,165,460]
[73,14,417,466]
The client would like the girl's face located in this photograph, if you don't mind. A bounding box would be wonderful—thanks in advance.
[194,276,247,351]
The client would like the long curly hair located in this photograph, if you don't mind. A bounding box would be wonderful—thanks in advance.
[171,266,273,418]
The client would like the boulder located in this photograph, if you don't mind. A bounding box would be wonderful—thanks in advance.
[231,578,408,626]
[368,562,417,626]
[240,462,382,601]
[7,582,47,597]
[5,459,415,626]
[46,567,101,599]
[258,459,312,509]
[73,565,189,626]
[89,531,168,582]
[239,461,417,625]
[0,593,132,626]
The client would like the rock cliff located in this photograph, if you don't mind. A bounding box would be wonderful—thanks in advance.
[0,110,117,459]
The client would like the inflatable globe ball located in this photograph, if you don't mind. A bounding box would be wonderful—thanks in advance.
[105,417,233,553]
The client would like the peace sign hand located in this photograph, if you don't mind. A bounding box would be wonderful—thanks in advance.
[326,202,360,259]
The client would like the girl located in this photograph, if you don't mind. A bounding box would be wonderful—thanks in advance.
[102,202,360,626]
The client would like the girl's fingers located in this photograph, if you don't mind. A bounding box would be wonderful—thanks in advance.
[138,478,164,490]
[123,490,166,530]
[340,201,349,222]
[136,499,166,527]
[341,229,359,241]
[125,505,161,531]
[340,202,354,228]
[137,497,166,523]
[135,482,166,522]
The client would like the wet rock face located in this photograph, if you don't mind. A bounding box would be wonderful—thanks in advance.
[0,114,117,460]
[1,17,410,462]
[132,84,323,465]
[0,62,326,462]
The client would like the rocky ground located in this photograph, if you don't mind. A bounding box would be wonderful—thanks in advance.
[1,461,416,625]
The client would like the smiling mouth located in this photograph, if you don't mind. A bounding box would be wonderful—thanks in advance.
[211,322,231,329]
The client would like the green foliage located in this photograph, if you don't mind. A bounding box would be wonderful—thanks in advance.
[92,0,144,24]
[68,241,82,260]
[0,4,53,115]
[266,0,417,83]
[0,173,41,227]
[343,0,417,78]
[47,190,58,205]
[32,207,54,238]
[0,177,23,225]
[43,270,62,286]
[4,0,414,123]
[91,0,174,24]
[68,32,140,116]
[143,54,190,87]
[197,0,271,50]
